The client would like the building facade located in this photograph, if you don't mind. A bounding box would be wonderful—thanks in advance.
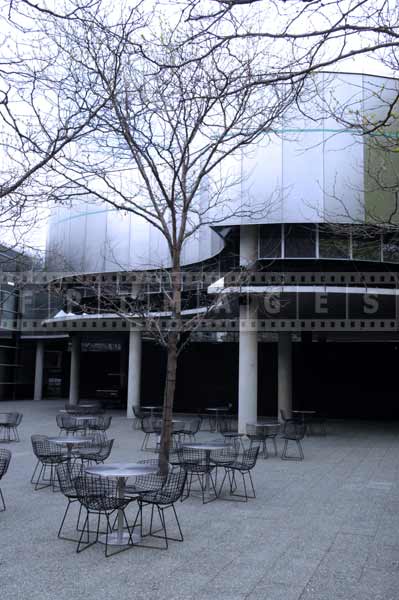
[14,72,399,425]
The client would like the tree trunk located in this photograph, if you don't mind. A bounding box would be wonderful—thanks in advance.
[158,258,181,475]
[158,330,178,475]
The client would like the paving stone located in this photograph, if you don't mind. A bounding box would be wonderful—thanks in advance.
[2,400,399,600]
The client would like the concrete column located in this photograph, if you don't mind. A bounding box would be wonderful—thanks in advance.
[126,329,142,418]
[239,225,258,267]
[33,340,44,401]
[69,336,80,405]
[238,301,258,433]
[278,333,292,421]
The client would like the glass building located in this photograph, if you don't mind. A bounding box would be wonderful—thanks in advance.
[16,71,399,424]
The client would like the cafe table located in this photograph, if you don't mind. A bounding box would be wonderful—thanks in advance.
[48,436,92,462]
[85,462,158,546]
[142,406,162,416]
[246,422,281,457]
[182,440,227,502]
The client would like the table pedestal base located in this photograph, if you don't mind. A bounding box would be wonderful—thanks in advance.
[97,531,142,546]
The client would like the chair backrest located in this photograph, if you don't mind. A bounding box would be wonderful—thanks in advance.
[75,474,117,509]
[183,417,201,435]
[240,445,260,470]
[31,435,62,458]
[101,415,112,429]
[97,439,114,460]
[134,458,168,491]
[156,468,187,504]
[141,416,155,433]
[177,446,208,468]
[0,448,11,479]
[210,444,238,465]
[7,412,21,426]
[282,420,306,440]
[56,463,83,496]
[133,406,144,419]
[59,415,79,429]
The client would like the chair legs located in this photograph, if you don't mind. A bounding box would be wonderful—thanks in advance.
[58,499,85,541]
[281,439,304,461]
[76,508,134,557]
[0,425,19,443]
[138,502,184,550]
[218,468,256,502]
[32,462,61,491]
[183,470,218,504]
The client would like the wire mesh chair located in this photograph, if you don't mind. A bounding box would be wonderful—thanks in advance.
[31,435,68,491]
[87,415,112,438]
[210,442,239,489]
[0,412,23,442]
[218,445,260,502]
[140,416,162,451]
[125,458,168,500]
[246,424,268,458]
[74,474,134,557]
[176,446,217,504]
[280,421,306,460]
[56,463,85,541]
[132,406,146,430]
[219,416,245,447]
[133,468,187,549]
[179,417,202,443]
[74,437,114,467]
[0,448,11,510]
[56,414,81,436]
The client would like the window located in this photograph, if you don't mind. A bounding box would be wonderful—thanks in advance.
[284,224,316,258]
[319,225,350,259]
[258,225,282,258]
[352,230,381,261]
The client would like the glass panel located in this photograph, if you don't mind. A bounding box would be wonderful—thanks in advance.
[352,230,381,261]
[284,224,316,258]
[259,225,282,258]
[319,225,350,259]
[383,232,399,263]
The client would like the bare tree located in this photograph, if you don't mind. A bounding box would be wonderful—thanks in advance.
[31,3,307,471]
[0,0,134,236]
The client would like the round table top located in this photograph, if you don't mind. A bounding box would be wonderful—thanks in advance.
[48,436,92,445]
[73,415,98,422]
[292,410,316,415]
[142,406,161,410]
[205,407,227,412]
[86,463,158,478]
[183,441,227,451]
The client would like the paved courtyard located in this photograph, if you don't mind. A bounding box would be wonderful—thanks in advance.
[1,400,399,600]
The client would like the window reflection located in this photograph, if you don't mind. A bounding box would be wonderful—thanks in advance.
[352,230,381,261]
[319,225,350,259]
[284,224,316,258]
[259,224,282,258]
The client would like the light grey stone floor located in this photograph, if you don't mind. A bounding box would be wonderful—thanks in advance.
[1,400,399,600]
